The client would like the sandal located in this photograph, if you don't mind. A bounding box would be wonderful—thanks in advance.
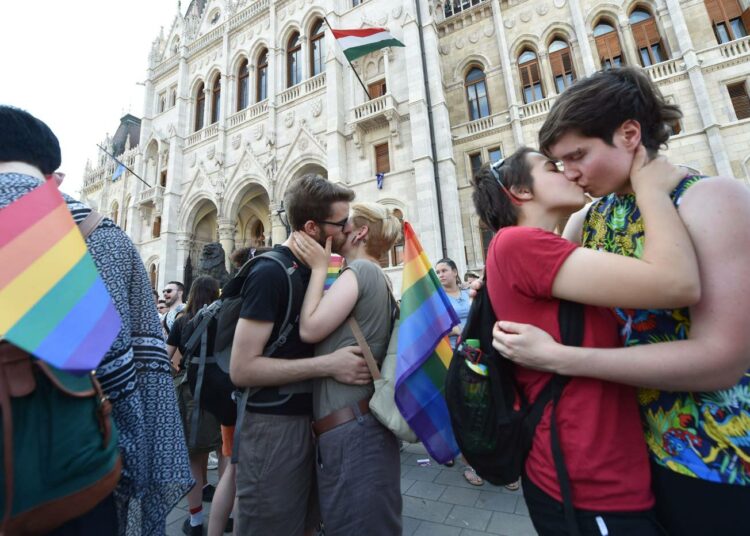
[463,467,484,486]
[504,479,520,491]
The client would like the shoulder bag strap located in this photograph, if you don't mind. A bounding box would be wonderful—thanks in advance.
[78,210,105,239]
[347,318,382,381]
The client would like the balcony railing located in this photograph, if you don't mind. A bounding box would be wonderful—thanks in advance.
[452,110,508,140]
[351,93,399,131]
[646,58,685,82]
[467,115,495,135]
[227,99,269,128]
[698,35,750,67]
[278,72,327,105]
[187,123,220,146]
[521,96,555,120]
[228,0,269,30]
[138,185,165,205]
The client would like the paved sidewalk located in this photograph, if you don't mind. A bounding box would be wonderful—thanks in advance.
[166,442,536,535]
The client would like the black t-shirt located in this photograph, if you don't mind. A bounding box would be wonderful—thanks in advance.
[239,246,313,415]
[167,313,217,366]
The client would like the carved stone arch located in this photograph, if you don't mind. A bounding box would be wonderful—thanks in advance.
[376,197,406,214]
[586,4,624,28]
[509,35,542,60]
[223,175,271,222]
[278,20,303,48]
[540,22,578,48]
[206,67,223,86]
[230,50,249,74]
[248,39,271,64]
[189,76,206,98]
[143,138,160,185]
[144,254,160,289]
[182,194,220,238]
[302,9,327,36]
[226,181,271,249]
[365,59,379,79]
[454,54,493,80]
[274,157,328,202]
[623,0,660,17]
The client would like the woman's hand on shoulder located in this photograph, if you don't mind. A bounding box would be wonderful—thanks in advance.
[290,231,330,271]
[630,145,685,197]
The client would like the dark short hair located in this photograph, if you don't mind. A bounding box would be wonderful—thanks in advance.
[472,147,535,231]
[167,281,185,293]
[0,106,61,174]
[539,67,682,156]
[284,173,355,231]
[230,246,272,268]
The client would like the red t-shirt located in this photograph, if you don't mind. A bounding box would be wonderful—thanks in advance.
[486,226,653,512]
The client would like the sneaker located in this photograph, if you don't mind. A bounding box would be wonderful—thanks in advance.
[207,451,219,470]
[223,517,234,533]
[202,484,216,502]
[182,518,203,536]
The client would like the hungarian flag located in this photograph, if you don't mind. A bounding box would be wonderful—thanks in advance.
[331,27,404,62]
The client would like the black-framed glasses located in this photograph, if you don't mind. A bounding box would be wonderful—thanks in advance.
[162,289,174,294]
[317,216,349,231]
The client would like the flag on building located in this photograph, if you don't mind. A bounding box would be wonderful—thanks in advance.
[0,179,122,373]
[376,172,384,190]
[112,162,126,181]
[395,222,460,464]
[324,254,344,291]
[330,27,405,62]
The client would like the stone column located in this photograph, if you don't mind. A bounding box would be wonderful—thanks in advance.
[324,11,347,183]
[203,87,211,128]
[174,233,193,288]
[269,203,289,246]
[537,50,556,98]
[618,19,642,67]
[300,33,309,82]
[384,48,390,89]
[664,0,732,176]
[568,0,597,75]
[490,0,524,147]
[218,218,235,270]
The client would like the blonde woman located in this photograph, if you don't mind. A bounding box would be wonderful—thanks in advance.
[291,202,402,536]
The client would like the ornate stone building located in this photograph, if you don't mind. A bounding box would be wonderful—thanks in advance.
[81,0,750,292]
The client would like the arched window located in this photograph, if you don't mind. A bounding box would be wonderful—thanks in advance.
[194,82,205,132]
[705,0,749,43]
[379,208,405,268]
[237,59,249,111]
[287,32,302,87]
[630,8,668,66]
[465,67,490,120]
[518,49,545,103]
[149,264,158,289]
[169,88,177,107]
[152,216,162,238]
[210,75,221,124]
[593,19,624,69]
[549,39,576,93]
[257,49,268,102]
[310,19,326,77]
[111,202,119,226]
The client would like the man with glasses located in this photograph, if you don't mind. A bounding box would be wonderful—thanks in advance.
[162,281,185,337]
[230,173,372,535]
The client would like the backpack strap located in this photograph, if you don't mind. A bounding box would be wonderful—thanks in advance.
[347,318,382,381]
[231,249,300,463]
[78,210,105,240]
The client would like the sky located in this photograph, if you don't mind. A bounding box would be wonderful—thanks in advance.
[1,1,182,196]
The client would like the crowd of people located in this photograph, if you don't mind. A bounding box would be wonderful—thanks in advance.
[1,64,748,536]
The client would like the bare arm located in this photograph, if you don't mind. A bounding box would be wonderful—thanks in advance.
[290,232,359,343]
[561,205,589,245]
[494,177,750,391]
[229,317,371,388]
[552,149,700,309]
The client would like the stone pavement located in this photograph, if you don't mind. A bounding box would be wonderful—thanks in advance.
[166,442,536,535]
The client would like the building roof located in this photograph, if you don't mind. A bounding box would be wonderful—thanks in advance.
[112,114,141,157]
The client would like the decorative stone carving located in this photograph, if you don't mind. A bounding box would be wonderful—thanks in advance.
[455,37,465,49]
[439,44,449,55]
[190,153,197,167]
[232,134,241,149]
[553,0,567,8]
[254,123,264,140]
[537,3,549,16]
[504,18,515,29]
[284,111,295,128]
[484,25,495,37]
[392,6,403,19]
[520,10,532,23]
[299,136,309,151]
[312,99,322,117]
[207,145,216,160]
[469,33,479,44]
[196,242,229,286]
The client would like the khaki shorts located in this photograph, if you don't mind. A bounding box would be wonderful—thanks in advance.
[235,412,318,535]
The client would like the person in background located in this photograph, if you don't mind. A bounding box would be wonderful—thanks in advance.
[463,271,480,289]
[166,276,223,536]
[162,280,185,337]
[157,299,168,317]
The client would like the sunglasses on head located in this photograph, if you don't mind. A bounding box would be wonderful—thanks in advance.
[489,158,523,207]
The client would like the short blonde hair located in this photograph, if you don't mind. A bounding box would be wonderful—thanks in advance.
[350,202,402,259]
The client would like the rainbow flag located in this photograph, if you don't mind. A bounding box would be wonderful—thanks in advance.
[324,254,344,291]
[0,180,121,373]
[395,222,460,463]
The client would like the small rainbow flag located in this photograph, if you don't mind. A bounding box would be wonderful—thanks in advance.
[0,180,121,373]
[324,254,344,291]
[395,222,460,464]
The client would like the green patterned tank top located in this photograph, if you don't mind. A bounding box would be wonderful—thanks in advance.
[582,176,750,485]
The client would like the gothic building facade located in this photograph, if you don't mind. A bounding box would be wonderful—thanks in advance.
[81,0,750,292]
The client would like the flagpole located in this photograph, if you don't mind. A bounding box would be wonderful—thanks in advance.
[96,144,151,188]
[323,16,371,98]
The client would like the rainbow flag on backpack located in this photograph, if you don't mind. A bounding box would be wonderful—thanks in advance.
[395,222,460,464]
[0,179,121,373]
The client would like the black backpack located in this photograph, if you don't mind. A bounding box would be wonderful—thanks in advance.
[445,285,583,535]
[181,249,302,450]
